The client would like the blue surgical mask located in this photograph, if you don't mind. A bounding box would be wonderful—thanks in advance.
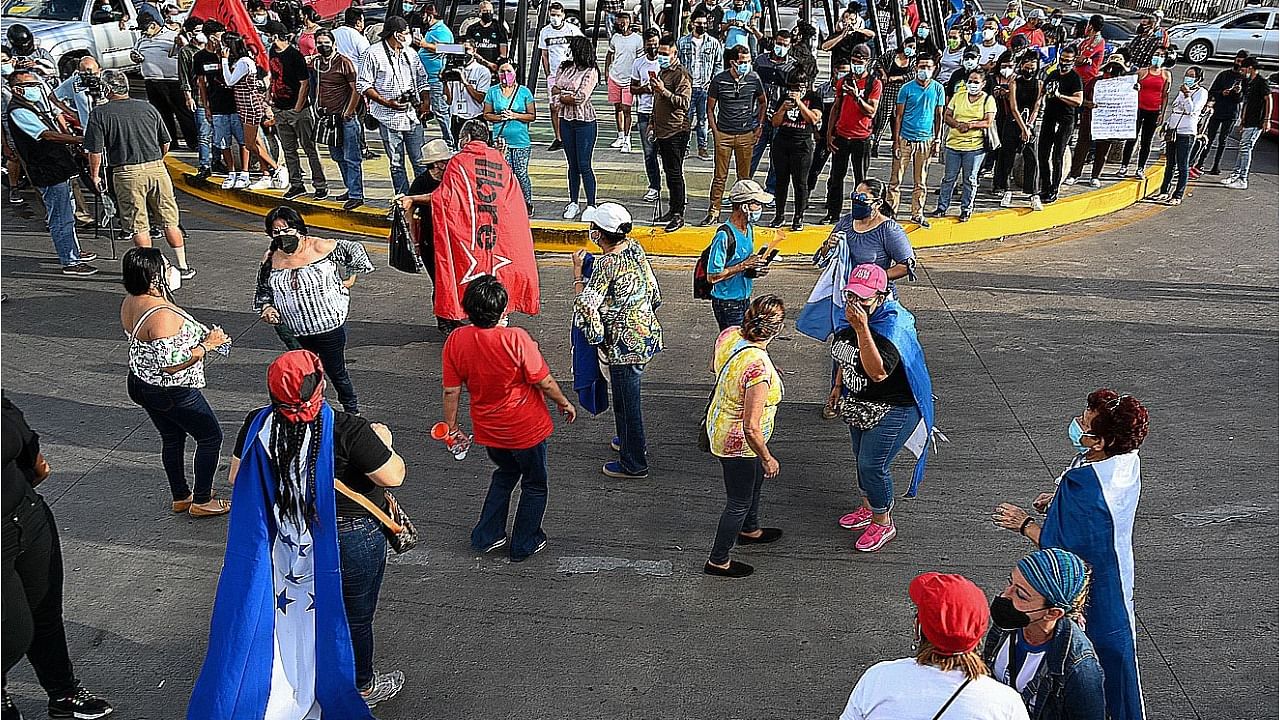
[966,80,983,94]
[1068,417,1090,454]
[20,86,43,103]
[851,64,867,75]
[735,61,751,76]
[1183,76,1196,87]
[657,54,671,68]
[748,208,763,223]
[775,44,789,57]
[917,26,929,38]
[916,68,930,81]
[1151,56,1164,67]
[1,63,12,76]
[903,45,916,58]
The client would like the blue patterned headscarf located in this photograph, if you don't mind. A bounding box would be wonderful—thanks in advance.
[1017,548,1089,611]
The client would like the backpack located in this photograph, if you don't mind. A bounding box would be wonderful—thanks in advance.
[693,224,734,300]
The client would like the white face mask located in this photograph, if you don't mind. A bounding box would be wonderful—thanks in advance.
[982,28,996,41]
[165,265,182,292]
[549,15,564,27]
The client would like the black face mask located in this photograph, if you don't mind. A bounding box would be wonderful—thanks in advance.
[274,231,301,254]
[849,198,873,220]
[991,596,1040,630]
[480,12,493,21]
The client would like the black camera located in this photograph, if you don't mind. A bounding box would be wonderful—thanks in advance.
[394,90,417,105]
[77,70,104,98]
[442,68,464,83]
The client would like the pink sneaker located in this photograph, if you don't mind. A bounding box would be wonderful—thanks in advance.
[839,507,873,529]
[855,521,897,552]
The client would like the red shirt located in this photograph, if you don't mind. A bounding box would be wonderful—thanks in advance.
[833,75,883,140]
[1076,36,1105,85]
[442,325,554,450]
[1011,25,1045,48]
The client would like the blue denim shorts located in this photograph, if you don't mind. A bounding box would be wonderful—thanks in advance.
[211,113,244,149]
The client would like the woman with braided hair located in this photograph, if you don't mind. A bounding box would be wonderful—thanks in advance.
[982,548,1106,719]
[189,350,406,718]
[993,389,1150,720]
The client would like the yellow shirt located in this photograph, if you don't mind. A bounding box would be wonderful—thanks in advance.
[946,91,997,151]
[706,328,783,458]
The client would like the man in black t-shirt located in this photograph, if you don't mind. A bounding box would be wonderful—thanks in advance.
[1224,55,1271,190]
[1034,45,1083,207]
[689,0,724,40]
[463,0,509,74]
[1195,50,1247,175]
[196,21,246,185]
[266,22,329,200]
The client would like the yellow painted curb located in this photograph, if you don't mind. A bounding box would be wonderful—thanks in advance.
[166,155,1162,256]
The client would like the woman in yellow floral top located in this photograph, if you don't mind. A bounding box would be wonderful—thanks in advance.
[704,294,785,578]
[572,203,662,480]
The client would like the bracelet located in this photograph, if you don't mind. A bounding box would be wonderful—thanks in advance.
[1019,517,1034,536]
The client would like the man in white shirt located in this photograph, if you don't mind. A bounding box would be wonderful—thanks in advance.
[604,12,642,152]
[334,8,372,63]
[537,2,582,150]
[131,16,197,151]
[444,40,492,145]
[356,16,430,195]
[629,29,663,202]
[976,18,1007,69]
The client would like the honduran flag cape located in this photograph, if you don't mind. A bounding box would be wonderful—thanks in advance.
[188,403,373,720]
[570,253,609,415]
[795,240,853,343]
[1040,451,1145,720]
[431,140,540,321]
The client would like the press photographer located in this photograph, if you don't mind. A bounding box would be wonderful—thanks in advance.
[355,16,431,195]
[442,40,491,146]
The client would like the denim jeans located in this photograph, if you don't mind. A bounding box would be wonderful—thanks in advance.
[691,87,709,151]
[848,404,921,513]
[560,118,598,205]
[1234,126,1263,180]
[472,441,549,559]
[337,516,387,690]
[35,181,83,267]
[711,296,750,331]
[505,146,532,204]
[296,324,359,413]
[1159,133,1194,199]
[194,107,213,169]
[608,363,647,474]
[937,147,985,213]
[636,112,661,192]
[329,117,365,200]
[378,123,427,195]
[126,373,224,503]
[427,78,454,147]
[708,456,764,564]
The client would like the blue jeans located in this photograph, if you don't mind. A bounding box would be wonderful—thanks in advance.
[560,118,598,205]
[937,147,985,213]
[126,373,224,503]
[505,146,532,204]
[36,181,83,266]
[296,324,359,414]
[749,123,779,193]
[848,403,921,513]
[691,87,709,151]
[378,123,427,196]
[711,296,750,331]
[427,77,454,146]
[472,441,549,559]
[1159,133,1194,199]
[708,456,764,564]
[329,116,365,200]
[636,112,661,192]
[608,363,647,474]
[1234,126,1263,181]
[211,113,244,150]
[337,516,387,690]
[194,107,212,169]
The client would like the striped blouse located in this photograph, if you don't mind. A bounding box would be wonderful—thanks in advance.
[549,64,598,123]
[256,239,374,337]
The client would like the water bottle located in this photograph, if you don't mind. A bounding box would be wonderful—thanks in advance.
[430,422,472,460]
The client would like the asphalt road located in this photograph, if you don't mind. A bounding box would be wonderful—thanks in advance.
[0,138,1276,718]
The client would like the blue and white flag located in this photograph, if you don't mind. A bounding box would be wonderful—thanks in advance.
[1040,452,1145,720]
[188,404,373,720]
[795,246,852,344]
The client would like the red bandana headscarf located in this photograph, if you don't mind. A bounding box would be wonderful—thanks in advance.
[267,350,327,423]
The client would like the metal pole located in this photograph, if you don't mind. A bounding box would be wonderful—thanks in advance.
[763,0,779,36]
[669,0,686,37]
[640,0,652,32]
[514,0,528,76]
[446,0,462,35]
[526,0,549,88]
[800,0,811,29]
[889,0,904,49]
[590,0,605,51]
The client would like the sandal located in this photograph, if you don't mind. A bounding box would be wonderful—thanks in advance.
[172,494,194,513]
[189,498,232,517]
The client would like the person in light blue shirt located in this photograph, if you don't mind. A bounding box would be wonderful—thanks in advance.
[889,56,945,226]
[706,179,772,330]
[723,0,758,50]
[483,61,538,210]
[413,2,457,146]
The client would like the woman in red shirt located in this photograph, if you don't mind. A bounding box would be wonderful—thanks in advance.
[1120,47,1170,177]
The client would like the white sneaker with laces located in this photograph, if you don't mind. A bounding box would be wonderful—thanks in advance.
[583,205,596,219]
[999,191,1013,208]
[1087,177,1101,188]
[232,172,251,189]
[620,138,632,153]
[221,175,236,190]
[272,167,290,189]
[1030,195,1044,211]
[610,136,625,148]
[248,175,274,190]
[563,202,580,219]
[1226,178,1248,189]
[643,188,659,202]
[1062,176,1078,186]
[1221,175,1239,185]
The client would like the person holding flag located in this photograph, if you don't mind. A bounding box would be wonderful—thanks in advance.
[188,349,405,718]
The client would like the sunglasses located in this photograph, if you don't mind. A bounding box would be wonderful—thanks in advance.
[270,227,299,238]
[850,192,870,203]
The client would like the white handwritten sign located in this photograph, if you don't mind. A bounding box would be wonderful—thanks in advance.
[1091,76,1140,140]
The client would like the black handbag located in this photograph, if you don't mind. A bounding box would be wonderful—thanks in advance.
[388,205,425,274]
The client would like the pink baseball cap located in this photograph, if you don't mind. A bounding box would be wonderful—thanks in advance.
[844,264,888,299]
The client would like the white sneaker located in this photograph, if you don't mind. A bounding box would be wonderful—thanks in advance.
[248,174,274,190]
[643,188,659,202]
[272,167,290,189]
[1030,195,1044,211]
[1220,175,1239,186]
[563,202,580,219]
[1062,176,1078,186]
[221,175,236,190]
[1226,178,1248,190]
[1117,164,1130,177]
[583,205,596,219]
[1087,177,1101,188]
[999,191,1013,208]
[232,172,251,189]
[610,136,625,148]
[620,138,632,153]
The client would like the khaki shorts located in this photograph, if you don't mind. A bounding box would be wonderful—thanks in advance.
[113,159,180,236]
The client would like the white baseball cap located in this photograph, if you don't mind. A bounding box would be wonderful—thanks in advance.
[581,202,632,233]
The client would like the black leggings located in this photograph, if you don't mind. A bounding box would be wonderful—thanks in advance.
[1037,114,1075,199]
[2,497,79,698]
[1122,108,1161,169]
[708,456,765,564]
[992,127,1037,194]
[770,137,814,223]
[825,136,872,216]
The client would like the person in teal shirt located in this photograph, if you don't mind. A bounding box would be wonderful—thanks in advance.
[483,61,538,212]
[413,2,456,146]
[706,180,773,330]
[723,0,758,50]
[889,56,946,226]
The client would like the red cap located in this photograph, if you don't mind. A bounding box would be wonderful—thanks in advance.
[908,572,990,655]
[843,263,889,299]
[267,350,327,423]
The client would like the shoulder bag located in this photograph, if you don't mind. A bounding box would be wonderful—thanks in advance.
[931,678,973,720]
[697,343,761,453]
[335,480,419,553]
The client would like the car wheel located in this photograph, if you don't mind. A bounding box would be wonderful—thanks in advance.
[1184,39,1211,64]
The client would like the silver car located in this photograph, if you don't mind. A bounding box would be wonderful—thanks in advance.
[3,0,143,76]
[1168,6,1279,63]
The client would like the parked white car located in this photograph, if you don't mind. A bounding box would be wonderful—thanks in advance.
[1168,5,1278,63]
[2,0,143,77]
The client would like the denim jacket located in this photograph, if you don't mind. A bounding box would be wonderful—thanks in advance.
[982,618,1107,720]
